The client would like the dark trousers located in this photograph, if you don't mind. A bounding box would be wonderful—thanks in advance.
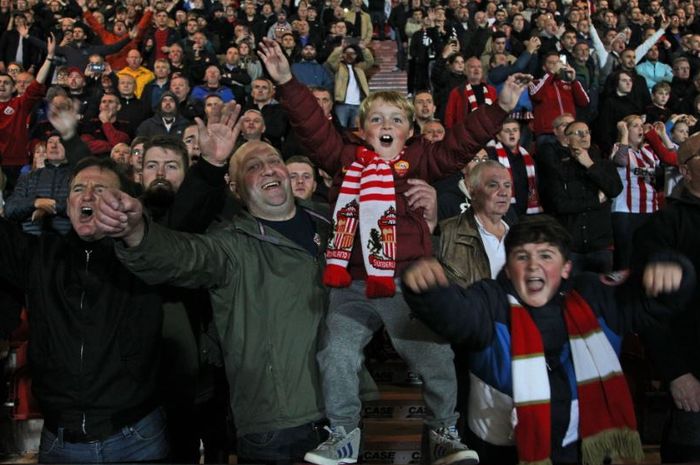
[661,409,700,463]
[236,420,329,465]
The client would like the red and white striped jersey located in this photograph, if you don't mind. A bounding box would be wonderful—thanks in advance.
[610,143,660,214]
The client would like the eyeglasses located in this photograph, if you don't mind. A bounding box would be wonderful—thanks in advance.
[566,129,590,137]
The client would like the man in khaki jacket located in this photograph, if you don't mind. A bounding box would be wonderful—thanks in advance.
[324,41,374,128]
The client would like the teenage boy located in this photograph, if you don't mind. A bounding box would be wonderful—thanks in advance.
[402,215,695,465]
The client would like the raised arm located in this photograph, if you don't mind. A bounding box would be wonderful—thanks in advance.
[95,189,232,289]
[30,31,55,85]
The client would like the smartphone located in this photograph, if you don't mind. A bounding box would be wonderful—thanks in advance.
[345,36,360,46]
[89,63,105,73]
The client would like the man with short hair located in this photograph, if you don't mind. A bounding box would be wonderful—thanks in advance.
[117,49,156,98]
[94,140,333,465]
[240,109,266,142]
[219,45,251,103]
[170,74,204,121]
[0,156,168,463]
[480,119,542,216]
[142,58,172,112]
[529,51,589,145]
[5,126,90,236]
[444,57,498,129]
[110,142,131,167]
[80,93,130,157]
[325,43,374,128]
[670,57,695,113]
[536,120,623,274]
[438,159,512,287]
[182,123,201,163]
[191,65,235,103]
[246,77,289,150]
[413,90,436,132]
[286,155,318,201]
[421,119,445,142]
[480,31,516,76]
[636,44,673,92]
[65,66,100,119]
[116,73,149,136]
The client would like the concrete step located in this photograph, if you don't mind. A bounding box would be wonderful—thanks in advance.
[362,420,423,464]
[369,39,407,94]
[363,384,425,421]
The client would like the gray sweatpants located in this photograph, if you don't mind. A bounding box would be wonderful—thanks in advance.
[317,279,459,432]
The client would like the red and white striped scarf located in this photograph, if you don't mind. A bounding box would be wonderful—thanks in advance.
[323,146,398,298]
[464,83,496,113]
[490,140,543,214]
[510,291,643,465]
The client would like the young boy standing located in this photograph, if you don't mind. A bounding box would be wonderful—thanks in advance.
[402,215,695,465]
[257,39,531,465]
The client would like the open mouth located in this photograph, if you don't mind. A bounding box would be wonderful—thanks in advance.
[379,135,393,147]
[525,277,544,292]
[262,181,281,190]
[80,206,93,219]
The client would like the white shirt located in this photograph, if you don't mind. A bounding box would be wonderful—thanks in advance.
[475,216,509,279]
[344,64,361,105]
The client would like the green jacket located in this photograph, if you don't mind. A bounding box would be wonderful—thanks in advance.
[116,201,330,435]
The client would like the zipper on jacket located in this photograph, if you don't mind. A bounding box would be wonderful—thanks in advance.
[80,248,92,434]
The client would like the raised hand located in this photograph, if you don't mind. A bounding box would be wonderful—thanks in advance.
[94,188,146,247]
[196,101,242,166]
[498,73,532,113]
[48,95,79,138]
[47,33,56,56]
[257,37,293,85]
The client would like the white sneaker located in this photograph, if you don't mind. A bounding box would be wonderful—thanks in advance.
[429,426,479,465]
[304,426,361,465]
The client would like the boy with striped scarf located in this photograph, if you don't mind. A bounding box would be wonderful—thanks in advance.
[257,38,532,465]
[402,215,695,465]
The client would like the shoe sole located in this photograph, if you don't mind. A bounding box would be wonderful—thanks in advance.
[432,450,480,465]
[304,452,358,465]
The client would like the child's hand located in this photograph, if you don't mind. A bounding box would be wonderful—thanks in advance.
[643,261,683,297]
[403,258,449,293]
[258,37,293,85]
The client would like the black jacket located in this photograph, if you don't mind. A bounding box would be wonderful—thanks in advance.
[634,188,700,384]
[0,225,162,437]
[536,142,623,253]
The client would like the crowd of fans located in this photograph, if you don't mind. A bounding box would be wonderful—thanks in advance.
[0,0,699,464]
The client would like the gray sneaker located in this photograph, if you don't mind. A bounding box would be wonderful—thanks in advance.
[304,426,361,465]
[429,426,479,465]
